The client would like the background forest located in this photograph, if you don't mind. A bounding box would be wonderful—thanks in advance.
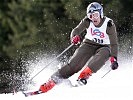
[0,0,132,93]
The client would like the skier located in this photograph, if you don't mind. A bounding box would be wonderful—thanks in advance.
[27,2,119,95]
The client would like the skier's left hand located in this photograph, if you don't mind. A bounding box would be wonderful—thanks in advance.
[110,57,118,70]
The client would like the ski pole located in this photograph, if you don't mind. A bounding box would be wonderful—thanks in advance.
[101,69,111,78]
[29,44,74,81]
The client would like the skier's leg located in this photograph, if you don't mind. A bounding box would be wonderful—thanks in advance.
[56,43,95,79]
[87,47,110,73]
[77,47,110,84]
[39,43,95,92]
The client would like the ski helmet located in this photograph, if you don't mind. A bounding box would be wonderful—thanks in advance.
[87,2,103,19]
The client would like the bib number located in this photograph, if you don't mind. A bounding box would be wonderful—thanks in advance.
[93,38,103,44]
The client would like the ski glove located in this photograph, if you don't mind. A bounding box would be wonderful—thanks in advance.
[71,35,80,45]
[110,57,118,70]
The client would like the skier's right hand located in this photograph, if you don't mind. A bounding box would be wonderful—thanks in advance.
[71,35,80,45]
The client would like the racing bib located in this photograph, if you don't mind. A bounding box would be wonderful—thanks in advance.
[85,17,111,44]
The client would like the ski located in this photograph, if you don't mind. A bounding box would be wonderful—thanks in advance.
[21,79,87,97]
[22,90,43,97]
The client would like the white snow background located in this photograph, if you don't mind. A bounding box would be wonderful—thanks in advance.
[0,51,132,100]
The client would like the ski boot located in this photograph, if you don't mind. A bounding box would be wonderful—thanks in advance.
[39,79,56,93]
[22,79,56,97]
[77,67,92,85]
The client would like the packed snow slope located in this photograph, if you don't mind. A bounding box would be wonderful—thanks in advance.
[0,54,132,100]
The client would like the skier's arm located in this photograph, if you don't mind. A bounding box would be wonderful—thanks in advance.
[70,17,90,39]
[107,20,118,59]
[107,20,119,70]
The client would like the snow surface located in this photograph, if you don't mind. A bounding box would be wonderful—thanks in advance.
[0,54,132,100]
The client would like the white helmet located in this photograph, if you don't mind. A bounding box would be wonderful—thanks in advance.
[87,2,103,19]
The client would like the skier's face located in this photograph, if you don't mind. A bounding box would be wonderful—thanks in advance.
[87,11,101,26]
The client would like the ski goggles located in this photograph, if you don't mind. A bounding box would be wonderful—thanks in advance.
[87,11,100,20]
